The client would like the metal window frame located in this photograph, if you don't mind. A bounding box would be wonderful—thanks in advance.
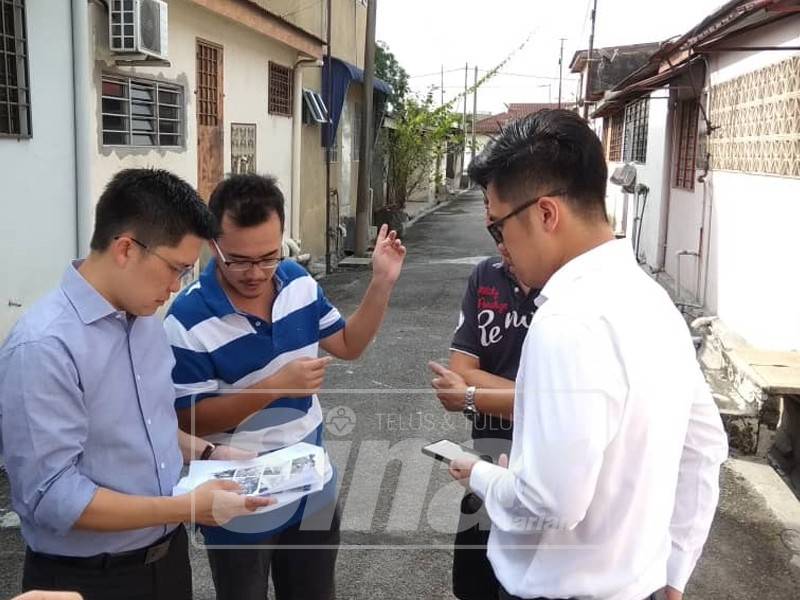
[673,98,699,191]
[0,0,32,139]
[231,122,257,175]
[101,73,184,148]
[302,88,328,124]
[268,61,292,117]
[109,0,137,53]
[608,111,624,162]
[196,39,222,127]
[623,97,649,164]
[329,133,339,163]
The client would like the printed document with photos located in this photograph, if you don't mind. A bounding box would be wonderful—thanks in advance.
[173,442,332,513]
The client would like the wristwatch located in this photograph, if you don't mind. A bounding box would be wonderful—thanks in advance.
[463,386,478,419]
[200,442,216,461]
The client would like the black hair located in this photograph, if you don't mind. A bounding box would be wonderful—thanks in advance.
[90,168,217,251]
[468,109,608,221]
[208,174,286,230]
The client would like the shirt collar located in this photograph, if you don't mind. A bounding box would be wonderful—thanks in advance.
[494,257,540,302]
[198,258,288,318]
[535,238,634,308]
[61,260,120,325]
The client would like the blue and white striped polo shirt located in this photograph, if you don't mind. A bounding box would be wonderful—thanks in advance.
[164,258,345,543]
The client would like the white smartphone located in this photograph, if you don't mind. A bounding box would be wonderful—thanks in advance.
[421,439,489,465]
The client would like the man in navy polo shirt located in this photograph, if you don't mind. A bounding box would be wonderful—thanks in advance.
[430,238,537,600]
[164,173,406,600]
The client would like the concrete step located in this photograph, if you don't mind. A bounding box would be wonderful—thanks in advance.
[705,367,763,454]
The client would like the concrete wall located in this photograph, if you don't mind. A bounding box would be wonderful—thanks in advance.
[337,84,361,219]
[330,0,366,68]
[255,0,326,40]
[604,91,671,271]
[0,0,77,341]
[633,92,670,270]
[89,0,298,216]
[708,172,800,350]
[700,18,800,350]
[274,0,368,262]
[259,0,364,67]
[299,67,328,260]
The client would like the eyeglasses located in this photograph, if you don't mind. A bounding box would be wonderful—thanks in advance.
[486,190,566,245]
[212,240,283,272]
[116,236,195,282]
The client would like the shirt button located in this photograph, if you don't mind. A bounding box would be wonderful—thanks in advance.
[255,321,262,327]
[147,419,152,425]
[136,375,142,381]
[160,462,166,469]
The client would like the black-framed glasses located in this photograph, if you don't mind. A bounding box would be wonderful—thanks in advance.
[116,236,195,282]
[486,190,566,245]
[212,240,283,272]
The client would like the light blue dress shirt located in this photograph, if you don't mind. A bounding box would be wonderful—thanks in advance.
[0,261,183,556]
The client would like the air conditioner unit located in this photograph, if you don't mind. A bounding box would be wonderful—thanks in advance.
[610,163,637,193]
[109,0,168,60]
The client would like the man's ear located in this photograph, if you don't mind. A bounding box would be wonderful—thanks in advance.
[537,197,560,233]
[109,235,135,268]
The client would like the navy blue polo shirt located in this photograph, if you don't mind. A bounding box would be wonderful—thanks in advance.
[450,257,538,446]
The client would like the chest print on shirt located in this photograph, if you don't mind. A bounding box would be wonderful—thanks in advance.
[476,286,534,347]
[477,286,509,314]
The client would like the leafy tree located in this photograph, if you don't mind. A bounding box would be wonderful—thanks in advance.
[379,35,533,212]
[375,41,409,111]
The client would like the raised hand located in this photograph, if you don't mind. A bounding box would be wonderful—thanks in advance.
[372,224,407,285]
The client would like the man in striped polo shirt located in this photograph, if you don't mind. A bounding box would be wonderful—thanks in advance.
[164,174,406,600]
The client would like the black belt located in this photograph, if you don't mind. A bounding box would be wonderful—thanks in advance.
[29,525,181,570]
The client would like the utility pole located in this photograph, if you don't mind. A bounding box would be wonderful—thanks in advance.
[558,37,565,109]
[584,0,598,119]
[435,64,444,196]
[461,62,468,188]
[325,0,333,273]
[355,0,377,256]
[440,64,444,107]
[471,65,478,170]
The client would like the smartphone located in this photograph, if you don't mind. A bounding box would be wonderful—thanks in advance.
[421,439,491,465]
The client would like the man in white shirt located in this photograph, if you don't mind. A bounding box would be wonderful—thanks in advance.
[449,110,728,600]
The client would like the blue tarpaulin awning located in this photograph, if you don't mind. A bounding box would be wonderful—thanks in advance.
[322,57,392,148]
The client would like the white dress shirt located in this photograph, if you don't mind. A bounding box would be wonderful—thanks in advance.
[470,239,728,600]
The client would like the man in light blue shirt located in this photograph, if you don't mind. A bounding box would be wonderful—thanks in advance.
[0,169,271,600]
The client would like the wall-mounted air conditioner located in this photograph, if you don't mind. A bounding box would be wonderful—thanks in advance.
[109,0,169,61]
[610,163,637,193]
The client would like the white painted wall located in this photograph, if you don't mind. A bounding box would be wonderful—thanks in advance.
[709,172,800,350]
[88,0,297,212]
[635,93,670,270]
[0,0,77,341]
[604,91,671,271]
[664,185,704,301]
[698,18,800,351]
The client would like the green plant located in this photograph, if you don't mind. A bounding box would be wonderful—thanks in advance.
[380,35,533,211]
